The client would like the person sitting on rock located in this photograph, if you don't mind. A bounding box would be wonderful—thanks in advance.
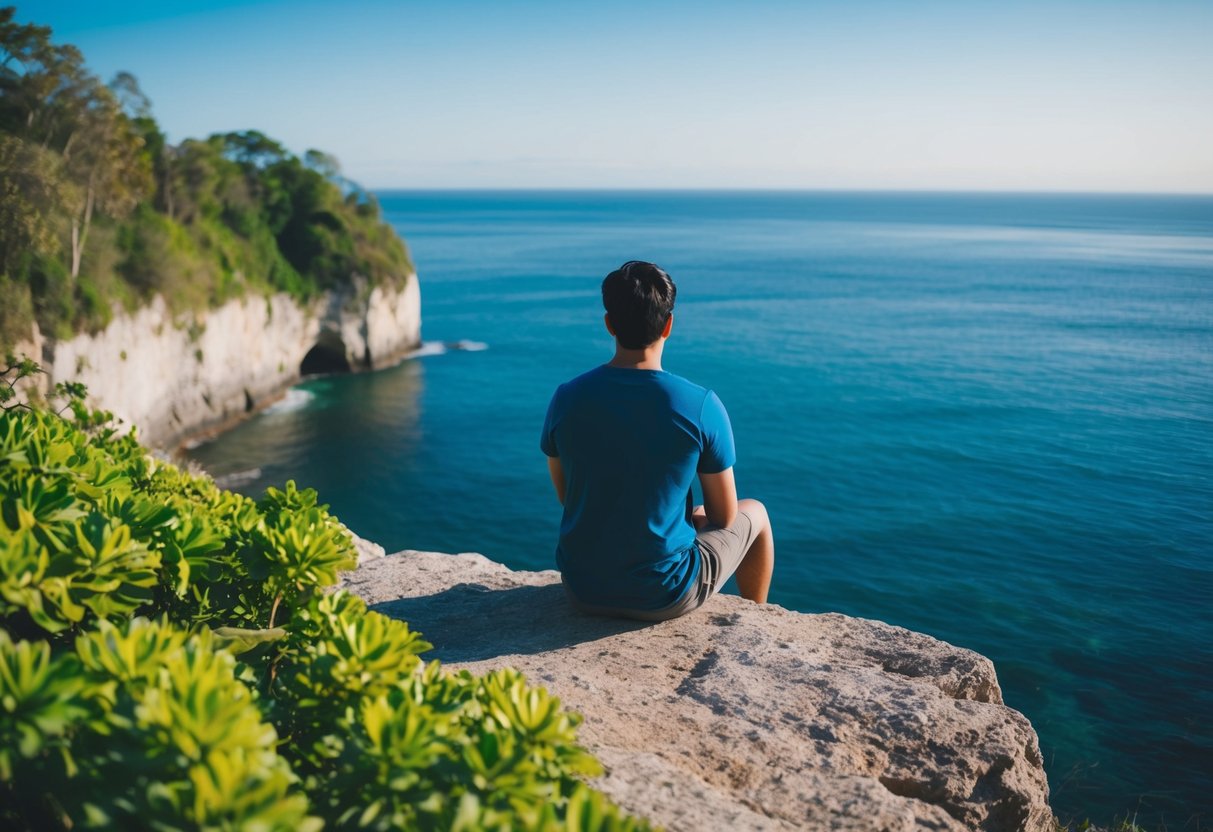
[540,260,774,621]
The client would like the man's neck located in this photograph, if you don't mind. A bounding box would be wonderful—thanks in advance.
[608,341,664,371]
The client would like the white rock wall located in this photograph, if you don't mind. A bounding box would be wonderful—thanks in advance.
[326,274,423,371]
[20,275,419,446]
[364,277,422,369]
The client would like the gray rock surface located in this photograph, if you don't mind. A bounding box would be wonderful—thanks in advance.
[344,550,1053,832]
[346,529,386,566]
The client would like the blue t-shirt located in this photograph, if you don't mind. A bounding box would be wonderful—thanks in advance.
[540,365,736,610]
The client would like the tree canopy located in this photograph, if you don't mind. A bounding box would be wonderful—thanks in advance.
[0,7,412,349]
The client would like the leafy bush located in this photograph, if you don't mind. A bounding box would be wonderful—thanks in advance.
[0,366,653,831]
[18,619,316,831]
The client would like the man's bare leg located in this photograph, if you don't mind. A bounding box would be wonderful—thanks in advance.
[691,499,774,604]
[734,498,773,603]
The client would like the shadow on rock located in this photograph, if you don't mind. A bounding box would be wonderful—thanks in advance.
[371,582,651,662]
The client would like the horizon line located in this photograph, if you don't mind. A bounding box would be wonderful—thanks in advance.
[365,185,1213,198]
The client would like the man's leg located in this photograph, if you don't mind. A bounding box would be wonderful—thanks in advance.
[734,498,773,604]
[692,499,774,604]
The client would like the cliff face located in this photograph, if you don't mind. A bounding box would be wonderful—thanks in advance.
[343,549,1054,832]
[12,275,420,446]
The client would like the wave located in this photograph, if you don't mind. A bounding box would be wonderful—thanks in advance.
[263,388,314,414]
[404,341,448,358]
[213,468,263,489]
[403,340,489,359]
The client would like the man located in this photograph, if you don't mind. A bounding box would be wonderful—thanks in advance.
[540,261,774,621]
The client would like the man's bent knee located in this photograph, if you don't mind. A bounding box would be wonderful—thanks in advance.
[738,498,770,532]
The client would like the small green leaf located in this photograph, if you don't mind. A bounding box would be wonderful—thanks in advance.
[210,626,287,654]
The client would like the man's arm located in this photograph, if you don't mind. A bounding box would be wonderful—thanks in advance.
[699,467,738,528]
[547,456,566,505]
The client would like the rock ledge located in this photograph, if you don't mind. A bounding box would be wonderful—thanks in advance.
[344,550,1052,832]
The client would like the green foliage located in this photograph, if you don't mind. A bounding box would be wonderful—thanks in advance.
[257,482,358,623]
[0,409,159,636]
[0,8,413,351]
[266,591,647,831]
[0,370,654,831]
[0,629,86,781]
[0,134,70,276]
[1,619,318,830]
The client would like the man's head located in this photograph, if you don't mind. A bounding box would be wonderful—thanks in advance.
[601,261,677,349]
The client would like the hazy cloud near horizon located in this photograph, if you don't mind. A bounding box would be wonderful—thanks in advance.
[15,0,1213,192]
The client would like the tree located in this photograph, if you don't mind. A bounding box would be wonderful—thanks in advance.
[0,8,54,134]
[108,70,150,119]
[0,9,92,156]
[0,134,75,276]
[302,148,340,182]
[130,115,175,220]
[220,130,288,169]
[0,8,151,281]
[61,84,152,279]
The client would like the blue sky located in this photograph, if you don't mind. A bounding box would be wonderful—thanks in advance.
[13,0,1213,191]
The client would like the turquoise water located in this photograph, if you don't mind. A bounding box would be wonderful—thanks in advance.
[187,191,1213,826]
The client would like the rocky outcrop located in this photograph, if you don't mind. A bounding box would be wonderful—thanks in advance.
[12,275,419,446]
[343,550,1053,832]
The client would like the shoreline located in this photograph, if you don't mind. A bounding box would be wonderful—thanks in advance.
[168,338,484,457]
[12,278,422,453]
[167,338,442,457]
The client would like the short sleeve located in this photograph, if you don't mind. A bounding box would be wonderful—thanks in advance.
[540,386,561,457]
[697,390,736,473]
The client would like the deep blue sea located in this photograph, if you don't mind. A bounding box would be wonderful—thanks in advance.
[187,191,1213,827]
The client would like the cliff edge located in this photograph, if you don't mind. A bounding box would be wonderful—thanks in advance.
[342,549,1053,832]
[11,275,420,447]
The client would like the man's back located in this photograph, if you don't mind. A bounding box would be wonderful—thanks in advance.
[542,260,772,620]
[541,364,734,610]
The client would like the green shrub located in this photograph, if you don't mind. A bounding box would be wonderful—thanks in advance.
[0,408,159,638]
[0,365,654,831]
[0,619,318,831]
[26,258,75,341]
[0,277,35,347]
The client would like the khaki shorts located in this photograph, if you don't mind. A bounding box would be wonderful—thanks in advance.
[566,507,760,622]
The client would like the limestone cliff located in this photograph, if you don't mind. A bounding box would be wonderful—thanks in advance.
[12,274,420,447]
[342,548,1054,832]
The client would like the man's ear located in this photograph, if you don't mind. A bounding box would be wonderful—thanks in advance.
[661,313,674,339]
[604,313,616,336]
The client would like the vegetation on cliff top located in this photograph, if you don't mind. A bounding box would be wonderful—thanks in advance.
[0,360,651,830]
[0,7,412,350]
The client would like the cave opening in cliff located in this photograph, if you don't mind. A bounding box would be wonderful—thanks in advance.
[300,331,352,376]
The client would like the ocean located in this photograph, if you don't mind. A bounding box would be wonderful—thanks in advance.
[186,190,1213,827]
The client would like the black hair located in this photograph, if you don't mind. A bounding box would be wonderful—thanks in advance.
[601,261,677,349]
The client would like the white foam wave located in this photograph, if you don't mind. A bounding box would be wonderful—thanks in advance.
[405,341,448,359]
[214,468,263,488]
[403,340,489,359]
[264,388,314,414]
